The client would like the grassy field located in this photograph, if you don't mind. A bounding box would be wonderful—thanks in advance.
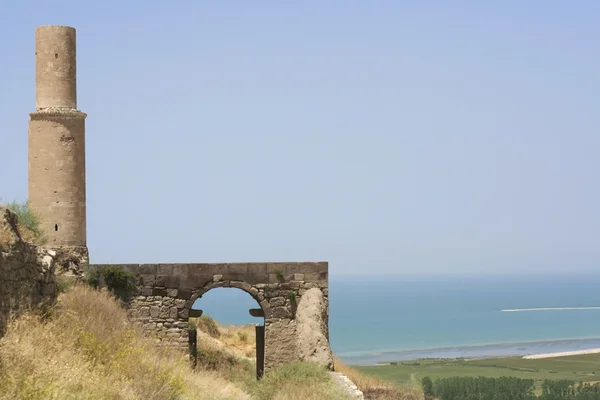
[355,354,600,390]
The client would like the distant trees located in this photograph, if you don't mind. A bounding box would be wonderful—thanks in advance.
[539,381,600,400]
[422,377,600,400]
[428,376,536,400]
[422,376,434,400]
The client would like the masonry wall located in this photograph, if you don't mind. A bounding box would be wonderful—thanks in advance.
[90,262,329,370]
[29,25,88,248]
[0,207,58,337]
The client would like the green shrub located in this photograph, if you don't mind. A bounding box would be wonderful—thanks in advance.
[3,199,47,245]
[83,264,100,288]
[56,275,77,294]
[288,290,297,304]
[102,265,136,292]
[83,265,136,302]
[422,376,434,400]
[275,269,285,282]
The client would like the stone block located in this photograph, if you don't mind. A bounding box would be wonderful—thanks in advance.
[158,306,171,319]
[155,275,167,287]
[270,297,286,307]
[167,288,178,298]
[141,274,155,286]
[271,306,292,319]
[304,272,325,282]
[230,281,252,293]
[207,263,228,276]
[247,263,267,278]
[156,264,175,275]
[164,275,180,289]
[228,263,248,275]
[266,263,285,274]
[174,299,186,308]
[177,288,192,300]
[138,264,157,275]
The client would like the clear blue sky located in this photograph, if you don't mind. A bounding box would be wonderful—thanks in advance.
[1,1,599,277]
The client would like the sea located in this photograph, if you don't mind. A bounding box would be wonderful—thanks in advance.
[193,273,600,366]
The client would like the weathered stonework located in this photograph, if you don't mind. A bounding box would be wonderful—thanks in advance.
[296,288,334,369]
[29,26,88,249]
[0,207,58,337]
[90,262,330,371]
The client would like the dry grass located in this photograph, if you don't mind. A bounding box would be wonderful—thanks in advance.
[0,285,356,399]
[192,315,426,399]
[0,286,249,399]
[250,361,349,400]
[334,358,424,400]
[219,324,257,359]
[191,316,256,360]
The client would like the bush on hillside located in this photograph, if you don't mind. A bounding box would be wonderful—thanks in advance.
[1,199,47,245]
[83,264,137,302]
[196,314,221,338]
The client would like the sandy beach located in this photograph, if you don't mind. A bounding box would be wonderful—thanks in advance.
[523,348,600,359]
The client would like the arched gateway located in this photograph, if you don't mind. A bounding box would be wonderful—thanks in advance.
[90,262,329,371]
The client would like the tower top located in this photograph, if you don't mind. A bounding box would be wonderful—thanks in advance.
[35,25,77,109]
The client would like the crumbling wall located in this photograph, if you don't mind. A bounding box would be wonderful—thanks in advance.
[0,206,58,337]
[296,287,334,369]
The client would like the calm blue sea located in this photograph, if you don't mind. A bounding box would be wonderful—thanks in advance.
[193,274,600,365]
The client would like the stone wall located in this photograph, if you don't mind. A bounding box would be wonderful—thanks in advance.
[90,262,330,371]
[0,207,58,337]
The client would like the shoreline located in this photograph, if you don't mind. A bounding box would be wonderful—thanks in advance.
[337,337,600,366]
[523,348,600,359]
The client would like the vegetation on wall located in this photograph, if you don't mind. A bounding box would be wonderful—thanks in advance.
[1,199,47,245]
[83,264,137,301]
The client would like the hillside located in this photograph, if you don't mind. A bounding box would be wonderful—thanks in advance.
[0,283,422,399]
[0,201,421,399]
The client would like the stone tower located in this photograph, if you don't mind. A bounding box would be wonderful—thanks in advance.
[28,26,88,254]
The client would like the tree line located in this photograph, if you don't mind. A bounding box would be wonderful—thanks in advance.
[422,376,600,400]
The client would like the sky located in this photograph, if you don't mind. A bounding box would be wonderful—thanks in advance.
[1,1,599,277]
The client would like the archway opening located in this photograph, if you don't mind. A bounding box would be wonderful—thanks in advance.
[189,287,265,379]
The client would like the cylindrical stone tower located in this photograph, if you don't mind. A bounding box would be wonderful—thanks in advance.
[28,26,87,248]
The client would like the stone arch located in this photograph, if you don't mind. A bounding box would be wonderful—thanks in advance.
[188,280,271,319]
[187,280,269,379]
[91,262,331,372]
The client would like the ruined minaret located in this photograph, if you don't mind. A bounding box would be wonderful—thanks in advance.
[28,26,88,251]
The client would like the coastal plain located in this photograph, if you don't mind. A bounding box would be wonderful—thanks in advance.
[356,353,600,387]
